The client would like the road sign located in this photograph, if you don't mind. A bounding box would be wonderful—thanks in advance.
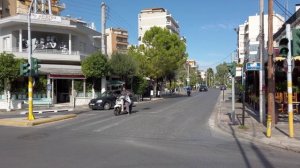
[47,84,52,91]
[246,62,261,71]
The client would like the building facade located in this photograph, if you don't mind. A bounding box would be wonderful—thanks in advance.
[0,0,64,18]
[138,7,179,45]
[0,0,102,110]
[105,27,128,57]
[237,13,284,64]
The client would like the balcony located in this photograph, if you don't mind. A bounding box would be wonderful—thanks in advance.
[2,47,87,62]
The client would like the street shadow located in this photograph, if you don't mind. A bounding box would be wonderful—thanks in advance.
[250,143,275,168]
[275,126,290,137]
[228,124,275,168]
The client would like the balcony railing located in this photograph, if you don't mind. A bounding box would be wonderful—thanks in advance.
[6,47,83,55]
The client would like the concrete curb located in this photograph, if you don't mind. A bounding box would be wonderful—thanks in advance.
[0,114,76,127]
[20,108,73,115]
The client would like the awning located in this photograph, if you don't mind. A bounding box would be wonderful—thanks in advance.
[275,57,285,62]
[294,56,300,61]
[49,74,85,79]
[39,64,86,79]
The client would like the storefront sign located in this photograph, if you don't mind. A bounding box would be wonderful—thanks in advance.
[246,62,260,71]
[31,14,62,22]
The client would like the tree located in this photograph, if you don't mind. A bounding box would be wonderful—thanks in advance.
[81,52,110,93]
[0,52,22,111]
[141,26,187,96]
[215,63,229,86]
[206,68,214,87]
[109,53,137,87]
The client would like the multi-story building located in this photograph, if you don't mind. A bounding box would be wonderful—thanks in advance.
[138,7,179,45]
[0,0,101,109]
[105,27,128,57]
[0,0,64,18]
[237,13,284,64]
[186,60,198,72]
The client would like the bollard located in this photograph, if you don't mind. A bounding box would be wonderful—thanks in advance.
[266,114,272,138]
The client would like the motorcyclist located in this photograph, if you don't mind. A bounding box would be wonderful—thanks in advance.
[121,86,132,113]
[187,86,191,96]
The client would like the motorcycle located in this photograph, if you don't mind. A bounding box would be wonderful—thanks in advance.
[187,90,191,96]
[113,95,133,116]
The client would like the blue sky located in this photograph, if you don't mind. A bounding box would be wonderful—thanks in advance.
[61,0,299,70]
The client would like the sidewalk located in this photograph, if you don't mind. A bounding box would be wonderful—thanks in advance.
[213,90,300,153]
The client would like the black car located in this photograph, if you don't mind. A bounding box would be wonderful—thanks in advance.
[199,85,208,92]
[89,90,121,110]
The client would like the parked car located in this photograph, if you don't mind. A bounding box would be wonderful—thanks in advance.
[89,90,121,110]
[199,85,208,92]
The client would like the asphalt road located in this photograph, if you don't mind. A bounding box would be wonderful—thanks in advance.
[1,89,300,168]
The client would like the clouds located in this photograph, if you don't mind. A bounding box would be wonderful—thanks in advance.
[200,23,236,31]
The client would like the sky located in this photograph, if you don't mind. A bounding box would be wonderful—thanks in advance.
[60,0,299,70]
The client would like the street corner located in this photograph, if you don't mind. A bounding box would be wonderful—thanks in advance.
[0,114,77,127]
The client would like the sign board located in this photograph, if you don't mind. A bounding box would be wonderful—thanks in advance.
[246,62,261,71]
[31,14,62,22]
[47,84,52,91]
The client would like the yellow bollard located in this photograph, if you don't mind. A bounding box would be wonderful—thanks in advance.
[266,114,271,138]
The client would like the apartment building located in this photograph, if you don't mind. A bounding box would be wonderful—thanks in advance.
[138,7,179,45]
[237,13,284,63]
[0,0,63,18]
[105,27,128,57]
[0,0,101,109]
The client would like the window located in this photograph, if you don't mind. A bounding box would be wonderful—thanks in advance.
[3,37,10,51]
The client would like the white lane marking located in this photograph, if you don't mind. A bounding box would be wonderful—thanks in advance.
[94,115,138,132]
[72,115,116,131]
[55,113,109,129]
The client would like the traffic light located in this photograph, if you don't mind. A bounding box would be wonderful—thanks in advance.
[20,63,30,76]
[227,63,236,77]
[279,38,289,57]
[292,29,300,57]
[31,58,40,76]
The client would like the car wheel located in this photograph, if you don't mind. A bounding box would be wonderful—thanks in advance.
[103,102,111,110]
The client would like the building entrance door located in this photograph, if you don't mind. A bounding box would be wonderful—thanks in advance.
[56,79,71,103]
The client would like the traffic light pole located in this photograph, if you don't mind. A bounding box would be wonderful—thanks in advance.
[27,1,35,120]
[286,24,294,138]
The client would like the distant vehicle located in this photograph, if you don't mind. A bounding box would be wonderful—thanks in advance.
[220,85,227,90]
[89,90,121,110]
[199,85,208,92]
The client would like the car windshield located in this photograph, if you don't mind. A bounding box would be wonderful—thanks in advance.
[97,91,113,98]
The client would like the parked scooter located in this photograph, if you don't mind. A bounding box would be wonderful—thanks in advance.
[113,95,133,116]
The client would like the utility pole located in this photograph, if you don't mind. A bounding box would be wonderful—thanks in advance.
[27,0,35,120]
[187,63,190,86]
[267,0,275,137]
[101,2,107,93]
[286,24,294,138]
[259,0,266,123]
[231,52,236,124]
